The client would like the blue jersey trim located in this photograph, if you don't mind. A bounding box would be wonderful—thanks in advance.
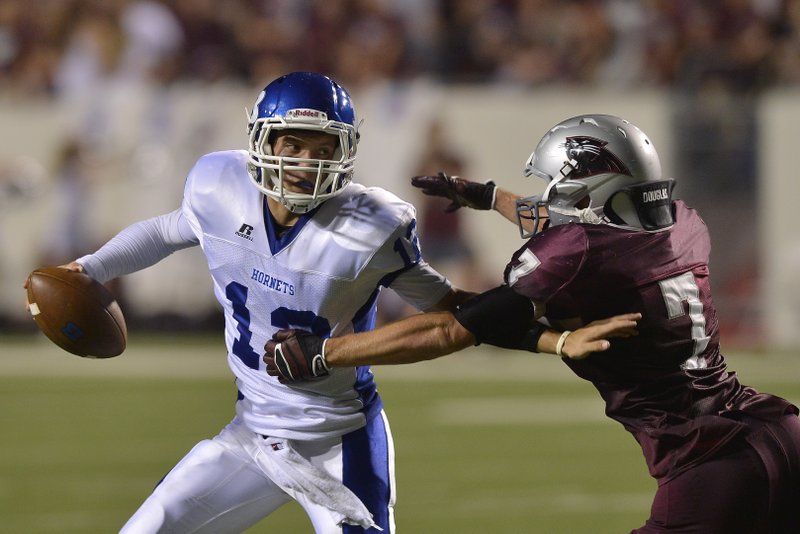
[262,196,319,254]
[352,287,380,334]
[350,285,383,420]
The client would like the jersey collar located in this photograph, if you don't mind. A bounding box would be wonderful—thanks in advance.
[262,196,318,254]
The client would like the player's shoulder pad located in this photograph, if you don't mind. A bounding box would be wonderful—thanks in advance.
[534,222,588,249]
[505,222,588,289]
[319,183,415,238]
[184,150,249,196]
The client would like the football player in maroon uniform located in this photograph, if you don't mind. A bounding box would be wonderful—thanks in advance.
[265,114,800,533]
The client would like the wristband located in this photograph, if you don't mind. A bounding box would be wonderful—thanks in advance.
[318,338,330,371]
[488,181,498,210]
[555,330,572,357]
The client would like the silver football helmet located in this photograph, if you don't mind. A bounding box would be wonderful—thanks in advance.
[516,114,674,238]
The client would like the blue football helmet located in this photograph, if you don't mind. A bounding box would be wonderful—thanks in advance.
[516,114,673,238]
[247,72,359,213]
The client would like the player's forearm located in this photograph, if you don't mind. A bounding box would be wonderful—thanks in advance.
[324,316,576,366]
[77,210,197,282]
[537,329,565,355]
[492,187,521,225]
[494,187,539,235]
[324,312,475,367]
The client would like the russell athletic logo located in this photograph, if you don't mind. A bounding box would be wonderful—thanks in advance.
[236,223,254,241]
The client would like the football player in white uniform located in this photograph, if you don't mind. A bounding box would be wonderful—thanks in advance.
[54,72,608,533]
[59,72,470,533]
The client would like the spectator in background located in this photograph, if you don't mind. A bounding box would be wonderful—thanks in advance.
[170,0,245,82]
[0,1,65,95]
[376,118,489,325]
[52,2,125,99]
[40,139,94,267]
[117,0,184,84]
[412,119,489,292]
[0,155,44,327]
[774,0,800,84]
[331,0,411,87]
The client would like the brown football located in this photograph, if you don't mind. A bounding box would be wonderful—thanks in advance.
[26,267,127,358]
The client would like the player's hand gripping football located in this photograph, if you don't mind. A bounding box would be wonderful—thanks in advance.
[23,261,83,315]
[23,261,84,315]
[411,172,496,212]
[264,329,330,382]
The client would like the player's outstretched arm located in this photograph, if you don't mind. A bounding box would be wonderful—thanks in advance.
[265,311,473,382]
[411,172,524,226]
[264,312,641,382]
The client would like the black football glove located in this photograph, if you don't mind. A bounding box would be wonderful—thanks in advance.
[411,172,496,212]
[264,329,329,382]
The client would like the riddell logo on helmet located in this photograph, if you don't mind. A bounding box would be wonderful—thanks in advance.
[286,109,328,121]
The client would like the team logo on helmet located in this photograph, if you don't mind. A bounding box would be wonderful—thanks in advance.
[562,136,631,179]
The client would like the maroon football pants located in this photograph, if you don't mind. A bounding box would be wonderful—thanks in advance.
[633,413,800,533]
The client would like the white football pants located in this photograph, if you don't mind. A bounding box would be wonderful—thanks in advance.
[119,412,395,533]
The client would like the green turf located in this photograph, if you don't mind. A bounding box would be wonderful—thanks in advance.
[1,335,798,533]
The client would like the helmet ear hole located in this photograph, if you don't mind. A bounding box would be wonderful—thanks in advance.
[605,190,637,226]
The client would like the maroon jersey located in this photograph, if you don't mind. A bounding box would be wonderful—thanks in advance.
[504,201,797,482]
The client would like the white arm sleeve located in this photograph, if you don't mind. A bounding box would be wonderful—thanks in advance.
[388,260,452,311]
[76,209,199,283]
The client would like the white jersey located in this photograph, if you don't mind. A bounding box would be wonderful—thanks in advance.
[180,150,450,440]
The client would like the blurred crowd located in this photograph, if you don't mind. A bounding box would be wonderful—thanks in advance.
[1,0,800,95]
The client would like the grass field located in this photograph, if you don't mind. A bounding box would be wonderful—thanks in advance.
[1,334,798,533]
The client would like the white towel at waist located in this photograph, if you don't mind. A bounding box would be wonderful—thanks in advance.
[253,435,381,531]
